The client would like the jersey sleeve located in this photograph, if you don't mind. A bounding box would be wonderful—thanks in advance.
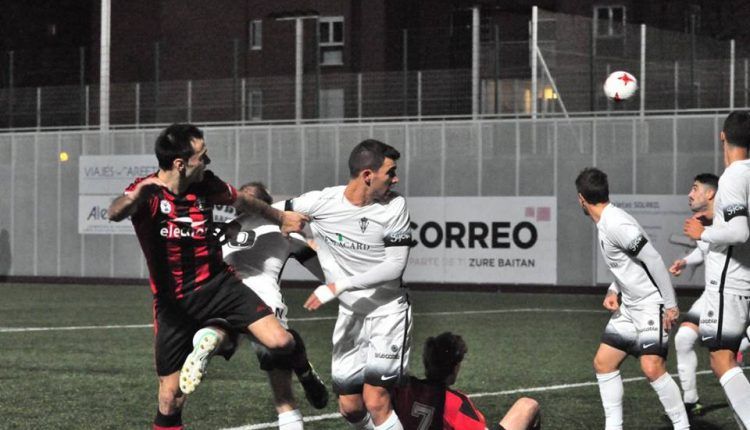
[286,190,324,216]
[444,389,488,430]
[383,196,413,247]
[608,221,648,257]
[200,170,238,205]
[718,171,750,221]
[123,177,159,220]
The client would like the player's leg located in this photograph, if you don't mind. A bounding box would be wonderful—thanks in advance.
[498,397,541,430]
[675,293,704,408]
[266,368,304,430]
[332,312,376,429]
[153,300,197,430]
[156,372,186,430]
[634,304,689,429]
[701,291,750,426]
[594,307,633,430]
[593,343,627,430]
[362,306,411,429]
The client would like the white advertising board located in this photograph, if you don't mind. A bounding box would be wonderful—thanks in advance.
[402,196,557,284]
[595,195,702,286]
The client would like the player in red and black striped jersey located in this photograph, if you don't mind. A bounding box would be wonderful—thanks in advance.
[391,333,540,430]
[108,123,308,430]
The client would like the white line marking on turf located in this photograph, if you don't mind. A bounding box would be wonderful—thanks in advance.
[0,308,604,333]
[218,370,724,430]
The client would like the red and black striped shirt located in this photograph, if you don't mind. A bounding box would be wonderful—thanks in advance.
[392,376,488,430]
[126,170,237,299]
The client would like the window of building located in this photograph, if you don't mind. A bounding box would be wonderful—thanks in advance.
[319,88,344,119]
[249,20,262,50]
[319,17,344,66]
[594,6,625,37]
[248,90,262,120]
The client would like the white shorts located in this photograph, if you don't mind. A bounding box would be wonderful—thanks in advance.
[683,293,706,326]
[699,290,750,351]
[331,304,412,395]
[601,303,668,357]
[243,276,288,328]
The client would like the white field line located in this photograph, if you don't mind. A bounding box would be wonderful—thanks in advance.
[0,308,604,333]
[220,370,725,430]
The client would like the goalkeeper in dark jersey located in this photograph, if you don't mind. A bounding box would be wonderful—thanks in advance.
[391,332,540,430]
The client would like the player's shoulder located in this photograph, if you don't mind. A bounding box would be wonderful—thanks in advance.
[301,185,344,201]
[381,192,408,212]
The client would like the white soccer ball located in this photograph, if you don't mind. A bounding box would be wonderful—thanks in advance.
[603,71,638,101]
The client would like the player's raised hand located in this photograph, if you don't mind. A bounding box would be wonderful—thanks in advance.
[683,216,704,240]
[663,306,679,331]
[602,292,620,312]
[281,211,309,235]
[669,259,686,276]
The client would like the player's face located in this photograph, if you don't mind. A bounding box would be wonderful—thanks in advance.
[688,181,709,212]
[185,138,210,183]
[371,157,399,201]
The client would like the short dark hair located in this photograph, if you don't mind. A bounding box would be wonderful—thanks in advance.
[348,139,400,177]
[155,123,204,170]
[723,111,750,149]
[239,182,273,204]
[423,332,467,383]
[693,173,718,191]
[575,167,609,204]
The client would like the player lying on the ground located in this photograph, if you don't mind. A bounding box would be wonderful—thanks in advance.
[576,167,689,430]
[391,332,541,430]
[669,173,750,417]
[180,182,329,430]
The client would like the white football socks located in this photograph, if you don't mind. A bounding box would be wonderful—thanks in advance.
[674,326,700,403]
[373,411,403,430]
[596,370,624,430]
[720,366,750,427]
[650,372,690,430]
[349,413,375,430]
[278,409,304,430]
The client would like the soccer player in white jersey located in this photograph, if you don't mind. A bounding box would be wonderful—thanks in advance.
[222,182,328,430]
[683,111,750,427]
[575,167,690,430]
[281,139,412,430]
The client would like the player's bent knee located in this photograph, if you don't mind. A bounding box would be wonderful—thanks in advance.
[593,356,616,373]
[639,356,666,380]
[338,398,367,422]
[516,397,540,414]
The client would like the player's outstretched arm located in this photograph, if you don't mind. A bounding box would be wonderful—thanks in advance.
[107,176,166,222]
[234,191,308,233]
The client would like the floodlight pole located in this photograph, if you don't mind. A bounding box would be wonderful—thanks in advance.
[472,6,480,118]
[730,39,735,109]
[277,15,318,124]
[639,24,645,118]
[531,6,538,121]
[99,0,111,130]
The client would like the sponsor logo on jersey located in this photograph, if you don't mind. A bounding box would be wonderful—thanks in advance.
[724,204,748,221]
[325,233,371,251]
[626,235,647,256]
[159,217,209,239]
[160,200,172,214]
[359,217,369,233]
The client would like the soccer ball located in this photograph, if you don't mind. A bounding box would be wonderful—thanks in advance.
[603,71,638,101]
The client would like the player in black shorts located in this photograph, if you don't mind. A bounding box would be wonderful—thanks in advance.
[108,123,308,430]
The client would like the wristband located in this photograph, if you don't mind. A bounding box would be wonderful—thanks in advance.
[313,284,336,304]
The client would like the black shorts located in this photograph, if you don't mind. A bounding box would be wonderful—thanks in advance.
[153,271,272,376]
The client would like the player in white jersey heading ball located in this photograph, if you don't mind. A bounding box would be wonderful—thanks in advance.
[683,111,750,427]
[281,139,412,430]
[576,168,689,430]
